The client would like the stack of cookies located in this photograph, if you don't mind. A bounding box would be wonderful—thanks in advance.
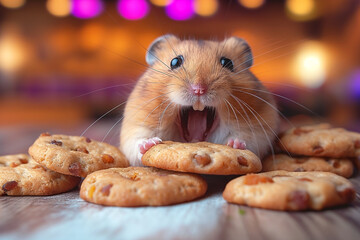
[262,123,360,178]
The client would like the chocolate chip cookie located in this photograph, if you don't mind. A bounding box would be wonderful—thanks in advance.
[1,154,80,196]
[80,167,207,207]
[279,124,360,158]
[223,170,355,211]
[263,154,354,178]
[141,141,262,175]
[29,133,129,177]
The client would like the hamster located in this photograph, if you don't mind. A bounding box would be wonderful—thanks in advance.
[120,35,279,166]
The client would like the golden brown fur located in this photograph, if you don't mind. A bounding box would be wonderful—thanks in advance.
[120,35,279,166]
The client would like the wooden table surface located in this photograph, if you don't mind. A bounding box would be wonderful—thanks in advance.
[1,124,360,240]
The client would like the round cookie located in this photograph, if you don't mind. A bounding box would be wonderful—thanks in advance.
[223,170,355,211]
[0,154,80,196]
[80,167,207,207]
[263,154,354,178]
[141,141,262,175]
[279,124,360,158]
[29,133,129,178]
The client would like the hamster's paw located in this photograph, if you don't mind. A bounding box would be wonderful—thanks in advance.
[227,138,246,150]
[137,137,162,160]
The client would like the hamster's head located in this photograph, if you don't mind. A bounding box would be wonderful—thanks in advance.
[144,35,269,142]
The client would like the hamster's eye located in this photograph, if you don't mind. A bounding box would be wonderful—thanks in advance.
[220,57,234,72]
[170,55,184,70]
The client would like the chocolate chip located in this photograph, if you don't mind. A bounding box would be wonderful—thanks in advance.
[102,154,114,164]
[19,158,28,164]
[50,140,62,146]
[85,137,92,143]
[101,184,113,196]
[68,162,82,176]
[287,190,310,210]
[237,156,248,167]
[312,146,324,154]
[243,174,274,185]
[328,159,340,168]
[10,162,20,168]
[194,154,211,167]
[75,147,89,154]
[338,188,355,202]
[2,181,18,192]
[354,140,360,148]
[294,167,305,172]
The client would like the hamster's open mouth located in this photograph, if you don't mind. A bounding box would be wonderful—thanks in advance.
[178,106,219,142]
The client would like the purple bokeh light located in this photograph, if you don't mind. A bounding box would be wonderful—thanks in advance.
[72,0,103,19]
[117,0,150,20]
[348,69,360,99]
[165,0,195,21]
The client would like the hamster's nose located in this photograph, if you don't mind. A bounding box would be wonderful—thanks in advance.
[191,84,207,96]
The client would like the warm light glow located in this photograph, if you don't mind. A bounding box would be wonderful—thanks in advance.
[78,23,104,51]
[194,0,218,16]
[286,0,317,21]
[72,0,103,19]
[238,0,265,9]
[105,28,131,56]
[150,0,173,7]
[118,0,150,20]
[166,0,195,21]
[293,41,328,89]
[0,35,27,74]
[46,0,71,17]
[0,0,25,9]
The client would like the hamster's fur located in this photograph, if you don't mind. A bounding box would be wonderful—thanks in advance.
[120,35,279,166]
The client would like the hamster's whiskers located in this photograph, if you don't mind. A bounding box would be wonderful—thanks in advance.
[227,93,260,155]
[157,101,175,132]
[230,94,276,160]
[103,47,181,81]
[233,86,319,117]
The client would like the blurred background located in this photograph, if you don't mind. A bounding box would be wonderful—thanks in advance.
[0,0,359,145]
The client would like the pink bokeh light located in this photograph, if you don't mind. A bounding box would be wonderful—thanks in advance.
[72,0,103,19]
[165,0,195,21]
[117,0,150,21]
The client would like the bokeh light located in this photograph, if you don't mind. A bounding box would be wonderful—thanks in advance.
[238,0,265,9]
[72,0,103,19]
[194,0,218,17]
[348,70,360,99]
[0,34,27,74]
[286,0,317,21]
[150,0,173,7]
[117,0,150,20]
[0,0,25,9]
[46,0,72,17]
[78,23,104,52]
[292,41,328,89]
[166,0,195,21]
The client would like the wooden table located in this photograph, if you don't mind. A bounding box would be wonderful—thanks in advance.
[1,124,360,240]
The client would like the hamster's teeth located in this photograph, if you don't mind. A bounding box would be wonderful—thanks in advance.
[193,101,205,111]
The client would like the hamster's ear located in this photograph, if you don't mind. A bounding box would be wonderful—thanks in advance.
[146,34,179,66]
[223,37,253,68]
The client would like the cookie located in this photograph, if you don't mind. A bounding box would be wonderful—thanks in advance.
[141,141,262,175]
[263,154,354,178]
[0,154,80,196]
[80,167,207,207]
[29,133,129,177]
[223,170,355,211]
[279,123,360,158]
